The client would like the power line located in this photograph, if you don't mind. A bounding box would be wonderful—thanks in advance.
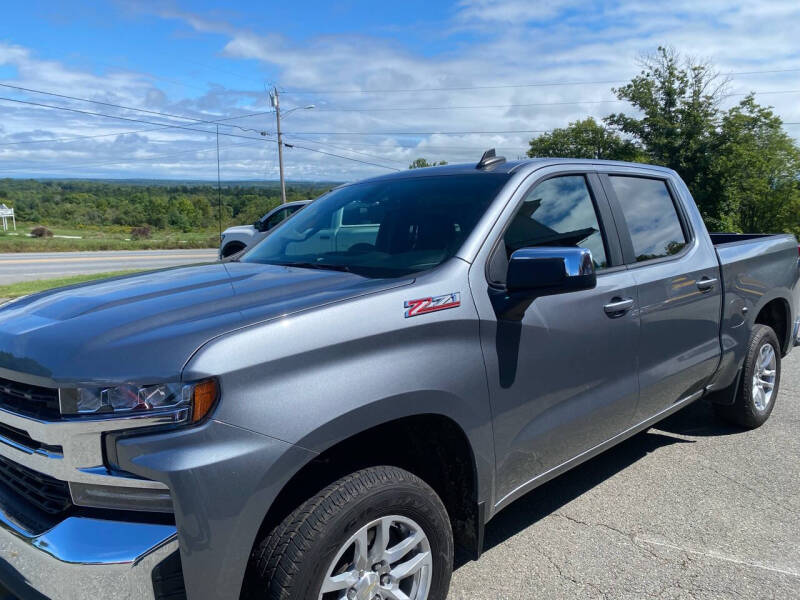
[282,141,401,171]
[0,95,274,142]
[285,131,528,148]
[0,95,547,138]
[290,89,800,114]
[0,82,273,127]
[311,99,624,112]
[281,67,800,95]
[283,136,408,166]
[2,132,401,175]
[0,108,272,147]
[3,80,795,148]
[282,129,547,136]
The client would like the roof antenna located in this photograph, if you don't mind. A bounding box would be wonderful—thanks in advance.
[476,148,506,170]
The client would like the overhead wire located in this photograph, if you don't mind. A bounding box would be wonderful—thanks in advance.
[0,108,272,147]
[280,67,800,95]
[280,141,402,171]
[282,136,409,166]
[0,82,273,126]
[0,95,272,141]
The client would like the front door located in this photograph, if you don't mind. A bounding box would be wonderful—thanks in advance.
[473,171,641,506]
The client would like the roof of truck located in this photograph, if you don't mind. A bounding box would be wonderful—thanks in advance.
[358,157,675,184]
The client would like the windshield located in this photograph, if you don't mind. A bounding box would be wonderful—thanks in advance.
[242,174,509,278]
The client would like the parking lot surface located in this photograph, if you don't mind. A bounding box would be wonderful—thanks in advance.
[448,351,800,599]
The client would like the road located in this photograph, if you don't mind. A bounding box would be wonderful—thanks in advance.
[448,350,800,600]
[0,249,219,284]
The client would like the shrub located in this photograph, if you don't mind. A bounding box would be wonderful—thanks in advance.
[130,226,152,240]
[30,226,53,238]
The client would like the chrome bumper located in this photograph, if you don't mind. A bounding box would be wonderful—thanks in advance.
[0,507,178,600]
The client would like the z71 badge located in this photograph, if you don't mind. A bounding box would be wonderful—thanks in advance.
[404,292,461,318]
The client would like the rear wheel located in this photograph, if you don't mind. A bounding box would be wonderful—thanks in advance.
[714,324,781,429]
[222,241,247,258]
[246,466,453,600]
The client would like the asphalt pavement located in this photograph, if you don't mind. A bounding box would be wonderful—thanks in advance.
[0,249,218,284]
[448,351,800,600]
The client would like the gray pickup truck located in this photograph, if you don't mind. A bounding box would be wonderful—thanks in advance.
[0,154,798,600]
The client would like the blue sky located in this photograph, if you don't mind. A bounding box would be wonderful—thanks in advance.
[1,0,799,181]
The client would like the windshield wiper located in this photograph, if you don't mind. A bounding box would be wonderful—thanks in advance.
[273,261,353,273]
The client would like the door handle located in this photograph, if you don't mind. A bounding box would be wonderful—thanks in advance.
[696,277,718,292]
[604,297,634,316]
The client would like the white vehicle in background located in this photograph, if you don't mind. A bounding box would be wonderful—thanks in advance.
[219,199,311,258]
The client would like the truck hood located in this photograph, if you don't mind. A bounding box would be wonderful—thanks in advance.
[222,225,257,238]
[0,262,409,385]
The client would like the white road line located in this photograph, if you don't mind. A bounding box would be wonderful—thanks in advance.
[636,537,800,578]
[0,253,215,265]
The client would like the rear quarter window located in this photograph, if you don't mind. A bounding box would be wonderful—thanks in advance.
[610,176,687,262]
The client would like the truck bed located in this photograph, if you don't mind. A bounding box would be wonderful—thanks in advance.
[710,231,799,391]
[709,232,789,246]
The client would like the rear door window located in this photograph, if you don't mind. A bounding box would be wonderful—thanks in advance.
[609,176,687,263]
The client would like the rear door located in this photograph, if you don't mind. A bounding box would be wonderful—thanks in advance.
[470,167,641,507]
[600,172,722,421]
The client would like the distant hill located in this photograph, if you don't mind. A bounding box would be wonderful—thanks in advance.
[0,178,336,231]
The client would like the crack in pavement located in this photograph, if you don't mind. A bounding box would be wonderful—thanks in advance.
[529,542,610,600]
[636,537,800,579]
[552,512,671,564]
[696,460,800,517]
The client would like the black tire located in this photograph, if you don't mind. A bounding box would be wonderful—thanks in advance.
[246,466,453,600]
[222,242,246,258]
[714,324,781,429]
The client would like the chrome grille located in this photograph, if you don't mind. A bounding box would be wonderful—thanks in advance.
[0,455,72,515]
[0,377,61,420]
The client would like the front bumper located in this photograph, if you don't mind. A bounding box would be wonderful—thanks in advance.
[0,507,178,600]
[0,369,186,599]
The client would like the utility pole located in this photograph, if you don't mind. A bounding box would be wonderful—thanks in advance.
[270,87,287,204]
[216,124,223,242]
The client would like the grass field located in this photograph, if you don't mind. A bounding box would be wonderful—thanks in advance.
[0,222,219,252]
[0,270,144,299]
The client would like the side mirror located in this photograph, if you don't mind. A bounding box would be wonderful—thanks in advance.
[493,247,596,321]
[507,247,596,295]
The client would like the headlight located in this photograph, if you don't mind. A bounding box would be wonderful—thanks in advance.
[59,379,218,424]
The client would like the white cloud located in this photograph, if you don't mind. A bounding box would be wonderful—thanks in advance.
[455,0,583,25]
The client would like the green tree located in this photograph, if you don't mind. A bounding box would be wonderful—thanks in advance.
[710,96,800,234]
[409,158,448,169]
[527,117,643,161]
[605,46,727,220]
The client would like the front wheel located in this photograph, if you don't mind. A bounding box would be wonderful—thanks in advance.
[221,241,247,258]
[247,466,453,600]
[714,324,781,429]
